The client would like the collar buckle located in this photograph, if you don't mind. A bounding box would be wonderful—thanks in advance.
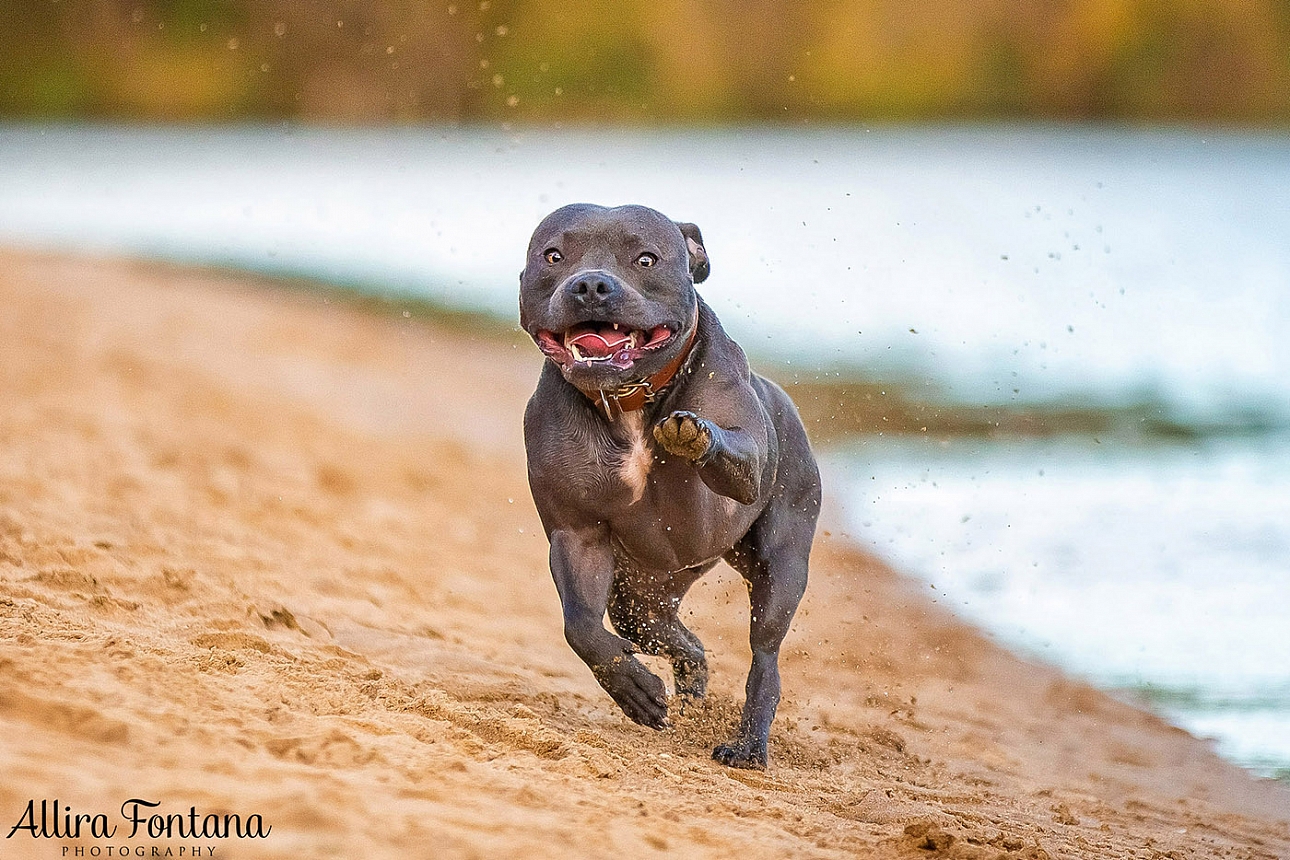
[597,379,660,420]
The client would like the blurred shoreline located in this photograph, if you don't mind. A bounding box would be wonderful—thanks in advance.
[124,256,1285,446]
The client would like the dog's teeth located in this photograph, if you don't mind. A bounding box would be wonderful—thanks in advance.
[571,344,584,361]
[612,322,620,331]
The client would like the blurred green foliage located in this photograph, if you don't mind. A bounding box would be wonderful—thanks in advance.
[2,0,1288,124]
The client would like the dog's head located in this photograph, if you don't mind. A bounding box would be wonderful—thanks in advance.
[519,203,709,391]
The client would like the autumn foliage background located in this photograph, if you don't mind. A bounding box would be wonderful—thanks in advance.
[3,0,1290,125]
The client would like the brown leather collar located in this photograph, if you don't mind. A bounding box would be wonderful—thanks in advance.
[577,320,698,420]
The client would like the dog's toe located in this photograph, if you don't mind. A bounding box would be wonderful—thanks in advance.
[713,740,768,770]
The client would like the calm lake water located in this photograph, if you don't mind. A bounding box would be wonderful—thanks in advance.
[1,124,1287,778]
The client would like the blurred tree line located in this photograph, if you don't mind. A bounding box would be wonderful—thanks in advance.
[2,0,1289,124]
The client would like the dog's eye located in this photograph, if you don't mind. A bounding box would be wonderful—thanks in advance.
[636,253,658,268]
[543,248,563,264]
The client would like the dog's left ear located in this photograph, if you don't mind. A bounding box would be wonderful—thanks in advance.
[676,222,710,284]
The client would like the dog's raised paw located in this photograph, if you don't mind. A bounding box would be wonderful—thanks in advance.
[653,410,715,463]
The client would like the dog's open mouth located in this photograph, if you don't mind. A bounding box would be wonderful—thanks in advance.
[536,322,674,370]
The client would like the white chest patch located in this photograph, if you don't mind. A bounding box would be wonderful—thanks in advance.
[616,411,652,504]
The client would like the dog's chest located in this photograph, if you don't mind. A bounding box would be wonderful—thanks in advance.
[546,409,656,507]
[610,411,652,504]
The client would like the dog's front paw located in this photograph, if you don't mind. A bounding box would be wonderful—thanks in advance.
[653,410,715,464]
[713,737,768,770]
[594,654,669,730]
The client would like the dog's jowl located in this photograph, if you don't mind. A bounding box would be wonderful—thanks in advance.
[519,203,821,769]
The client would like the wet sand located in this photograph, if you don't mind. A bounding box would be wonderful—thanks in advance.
[1,249,1286,859]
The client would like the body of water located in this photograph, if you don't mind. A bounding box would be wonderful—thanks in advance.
[827,436,1290,777]
[1,124,1286,777]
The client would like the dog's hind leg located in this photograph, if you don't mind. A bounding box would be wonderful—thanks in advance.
[608,576,709,700]
[663,620,708,701]
[717,497,817,769]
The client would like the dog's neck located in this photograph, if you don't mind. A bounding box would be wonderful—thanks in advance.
[578,319,698,421]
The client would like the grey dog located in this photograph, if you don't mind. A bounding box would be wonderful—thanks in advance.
[519,203,821,768]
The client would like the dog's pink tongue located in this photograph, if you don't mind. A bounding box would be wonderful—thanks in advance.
[567,325,632,358]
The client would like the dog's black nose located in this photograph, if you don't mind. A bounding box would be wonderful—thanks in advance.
[564,271,621,306]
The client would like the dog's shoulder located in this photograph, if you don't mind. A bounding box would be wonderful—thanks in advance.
[691,298,750,375]
[662,300,766,425]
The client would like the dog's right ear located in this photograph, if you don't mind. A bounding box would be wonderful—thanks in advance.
[676,222,710,284]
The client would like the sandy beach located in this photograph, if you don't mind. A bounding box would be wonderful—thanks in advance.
[0,249,1286,859]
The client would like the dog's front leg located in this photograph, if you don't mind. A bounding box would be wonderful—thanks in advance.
[653,410,763,505]
[549,527,670,729]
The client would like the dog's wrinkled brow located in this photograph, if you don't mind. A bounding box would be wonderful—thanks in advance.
[549,226,654,252]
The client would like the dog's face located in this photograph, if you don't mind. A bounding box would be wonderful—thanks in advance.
[519,203,710,390]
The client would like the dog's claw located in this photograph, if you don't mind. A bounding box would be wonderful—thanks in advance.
[653,410,715,463]
[713,739,768,770]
